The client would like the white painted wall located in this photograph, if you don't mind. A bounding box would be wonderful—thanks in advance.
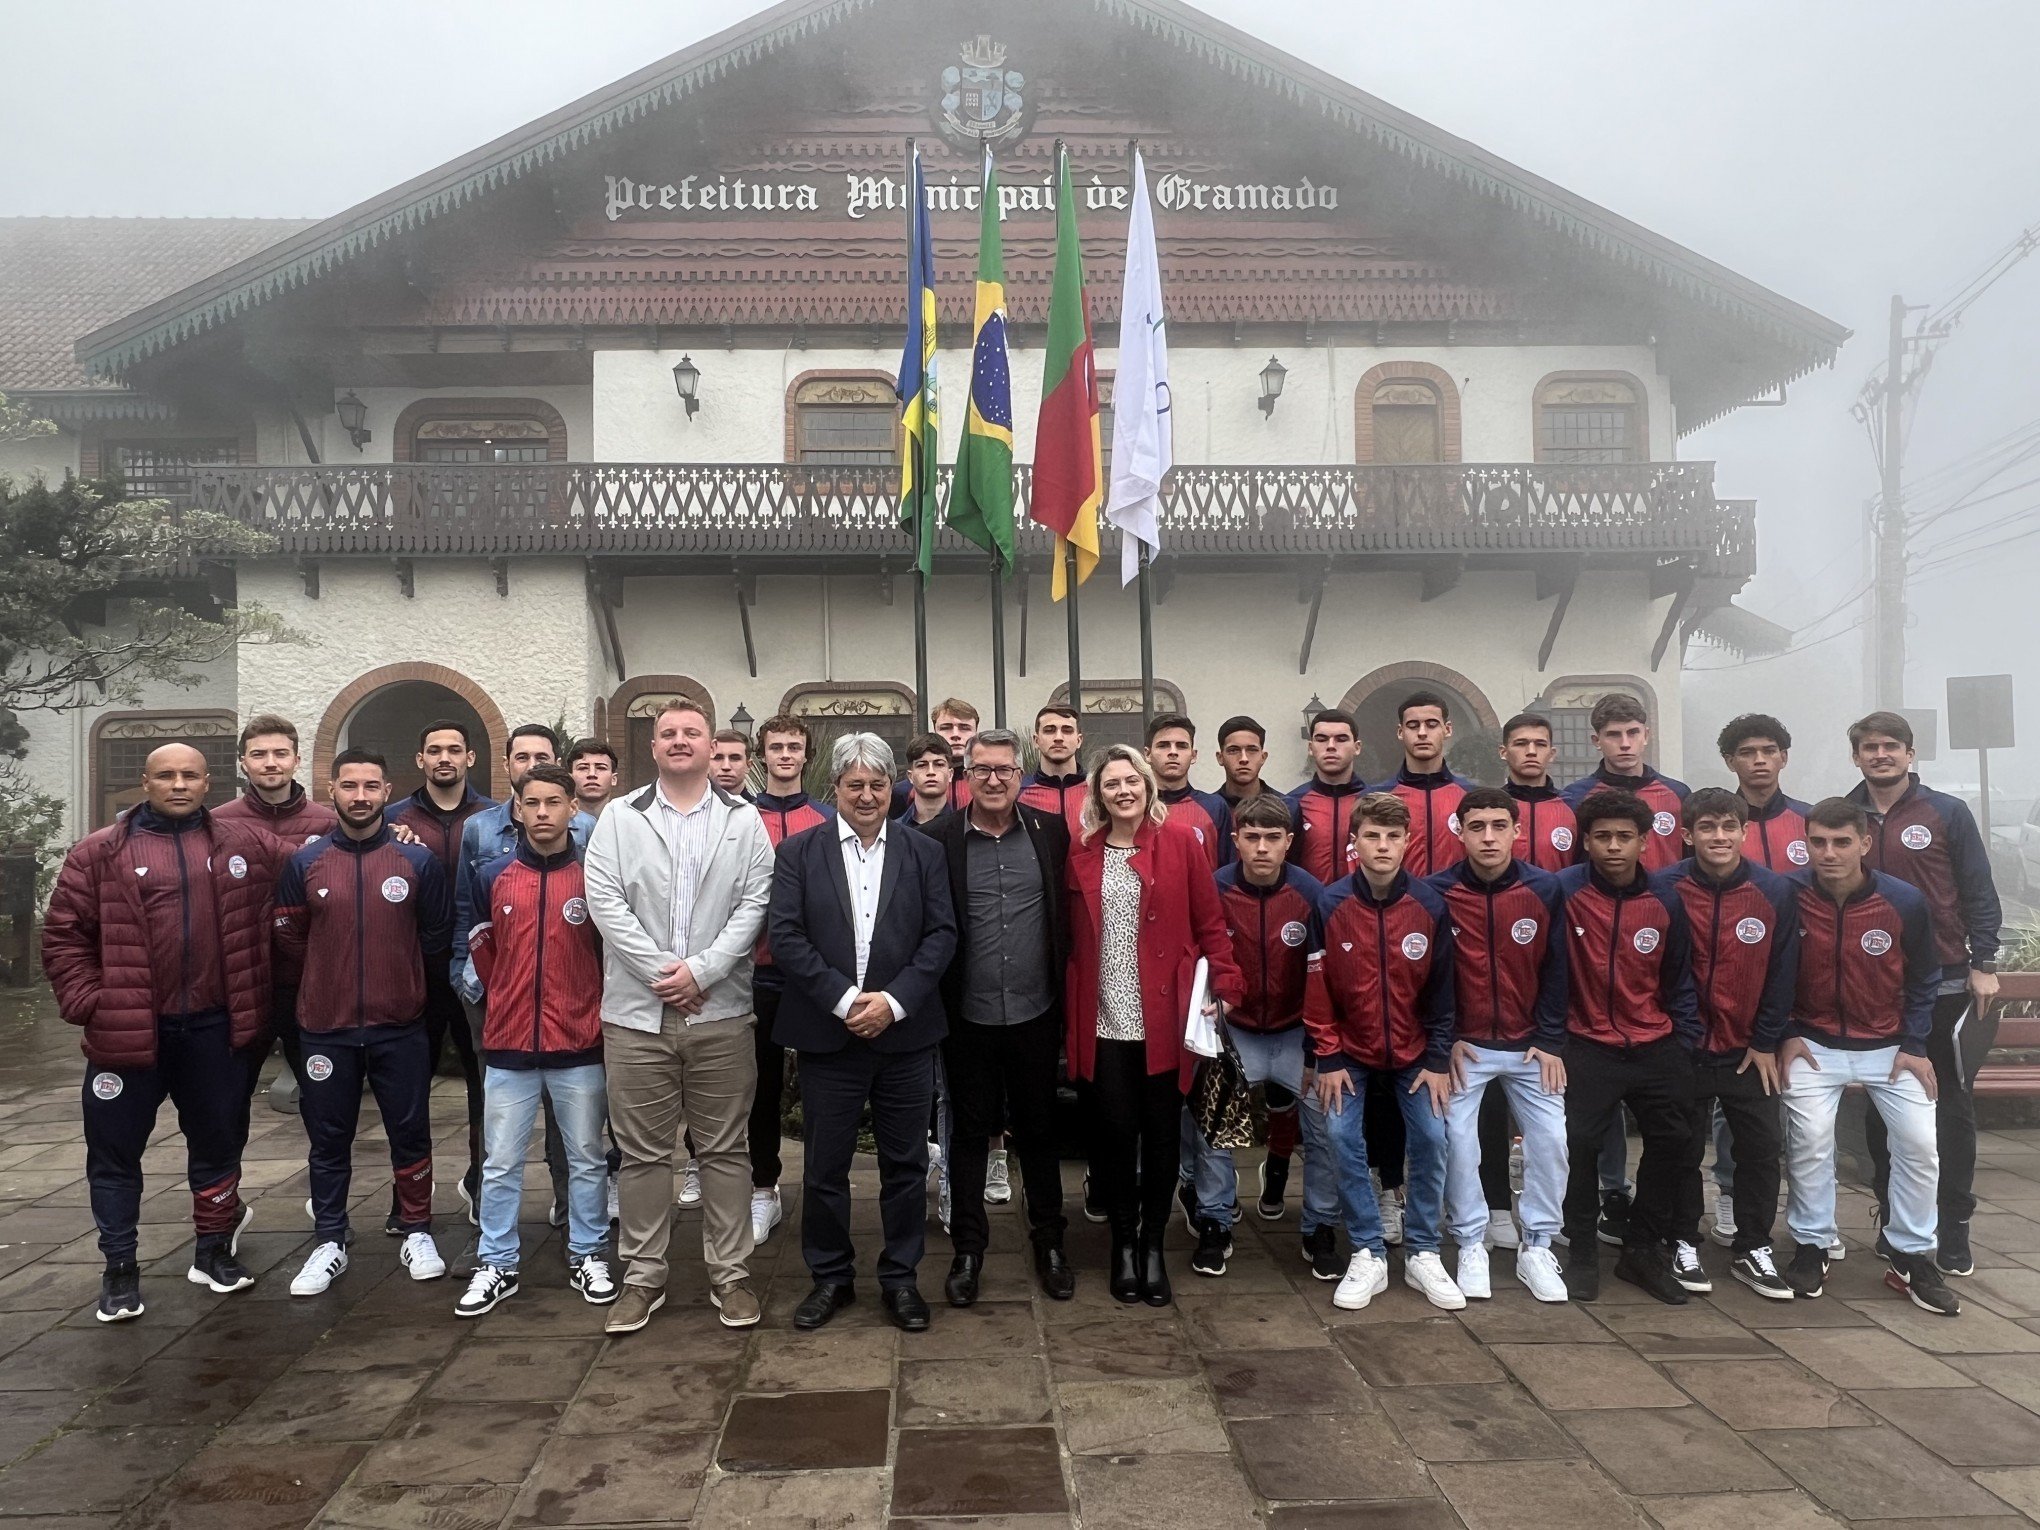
[0,424,81,485]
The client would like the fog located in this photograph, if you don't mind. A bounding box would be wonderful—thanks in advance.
[6,0,2039,796]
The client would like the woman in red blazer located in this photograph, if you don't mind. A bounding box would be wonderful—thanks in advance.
[1066,745,1245,1306]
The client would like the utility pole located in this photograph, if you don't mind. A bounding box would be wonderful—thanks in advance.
[1875,293,1908,708]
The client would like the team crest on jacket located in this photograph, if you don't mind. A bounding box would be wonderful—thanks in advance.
[1900,824,1933,850]
[227,854,248,879]
[305,1054,335,1082]
[1550,826,1574,852]
[563,897,589,926]
[1280,920,1307,947]
[90,1072,122,1101]
[1400,932,1429,960]
[1510,918,1539,945]
[1787,841,1810,866]
[1632,927,1662,954]
[1652,811,1677,837]
[1861,928,1894,956]
[1735,917,1767,944]
[1192,826,1206,844]
[380,876,411,903]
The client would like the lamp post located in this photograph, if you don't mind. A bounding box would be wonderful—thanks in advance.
[1300,692,1325,741]
[672,355,701,418]
[334,391,371,450]
[1258,356,1287,419]
[730,702,753,737]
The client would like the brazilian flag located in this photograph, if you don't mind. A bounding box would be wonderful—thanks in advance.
[948,150,1016,568]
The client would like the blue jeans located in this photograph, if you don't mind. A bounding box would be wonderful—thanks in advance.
[1185,1028,1306,1227]
[1444,1045,1566,1249]
[479,1064,609,1267]
[1322,1064,1447,1255]
[1298,1084,1342,1237]
[1782,1040,1938,1256]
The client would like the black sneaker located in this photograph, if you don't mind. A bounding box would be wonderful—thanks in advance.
[1191,1218,1232,1277]
[1302,1225,1341,1281]
[187,1239,255,1294]
[1082,1173,1107,1224]
[1177,1178,1200,1237]
[1784,1241,1829,1299]
[1565,1249,1601,1302]
[1257,1155,1290,1220]
[1886,1251,1961,1315]
[97,1262,144,1323]
[1670,1240,1713,1293]
[1613,1244,1689,1305]
[1596,1189,1631,1247]
[1936,1220,1974,1277]
[1731,1245,1793,1301]
[1871,1203,1895,1262]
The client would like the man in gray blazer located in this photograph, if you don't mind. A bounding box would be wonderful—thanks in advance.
[584,699,774,1335]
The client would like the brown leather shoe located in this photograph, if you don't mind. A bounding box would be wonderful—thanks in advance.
[604,1282,666,1335]
[711,1278,762,1328]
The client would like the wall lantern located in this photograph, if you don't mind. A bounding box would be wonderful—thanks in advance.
[1300,692,1326,741]
[1258,355,1288,419]
[730,702,753,736]
[334,391,372,450]
[673,355,701,418]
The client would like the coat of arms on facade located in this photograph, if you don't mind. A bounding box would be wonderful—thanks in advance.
[936,36,1029,148]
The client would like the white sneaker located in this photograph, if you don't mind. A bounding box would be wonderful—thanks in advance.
[569,1254,618,1305]
[290,1240,349,1297]
[1709,1188,1739,1248]
[984,1149,1013,1204]
[1333,1248,1389,1310]
[1516,1245,1569,1303]
[1826,1237,1848,1261]
[1486,1210,1522,1252]
[455,1264,517,1318]
[400,1231,447,1281]
[303,1196,315,1225]
[1404,1250,1467,1310]
[1456,1243,1492,1300]
[1671,1240,1712,1293]
[750,1186,783,1244]
[1378,1187,1405,1247]
[605,1174,620,1226]
[677,1160,703,1208]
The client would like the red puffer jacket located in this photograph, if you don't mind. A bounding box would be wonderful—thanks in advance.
[41,807,283,1067]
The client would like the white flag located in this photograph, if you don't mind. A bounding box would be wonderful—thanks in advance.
[1105,150,1170,586]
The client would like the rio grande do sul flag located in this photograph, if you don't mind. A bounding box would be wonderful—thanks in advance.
[947,148,1016,567]
[1029,145,1101,600]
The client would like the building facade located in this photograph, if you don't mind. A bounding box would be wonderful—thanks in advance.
[1,0,1845,832]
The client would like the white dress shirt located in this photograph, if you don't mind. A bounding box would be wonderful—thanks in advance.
[653,777,715,960]
[833,815,906,1023]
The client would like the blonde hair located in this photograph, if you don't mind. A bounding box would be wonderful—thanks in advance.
[1079,743,1170,842]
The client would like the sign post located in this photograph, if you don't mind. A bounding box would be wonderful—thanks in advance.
[1946,674,2016,842]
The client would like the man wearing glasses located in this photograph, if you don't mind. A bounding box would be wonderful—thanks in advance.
[923,728,1075,1304]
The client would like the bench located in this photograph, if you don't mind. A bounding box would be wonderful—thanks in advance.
[1977,971,2040,1099]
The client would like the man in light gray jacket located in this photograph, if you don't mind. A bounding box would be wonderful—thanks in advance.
[584,698,774,1333]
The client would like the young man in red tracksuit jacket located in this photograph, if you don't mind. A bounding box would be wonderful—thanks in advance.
[1303,792,1465,1313]
[1499,712,1577,874]
[1719,714,1810,874]
[1287,708,1368,886]
[1668,788,1799,1302]
[1384,691,1473,877]
[1428,787,1571,1305]
[1019,703,1089,834]
[452,764,616,1317]
[1779,795,1958,1315]
[1554,789,1700,1306]
[1147,713,1234,872]
[274,749,453,1298]
[1558,693,1689,873]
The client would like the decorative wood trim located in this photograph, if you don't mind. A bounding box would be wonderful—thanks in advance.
[778,679,916,719]
[1353,360,1462,464]
[89,709,237,829]
[1530,371,1649,464]
[313,663,508,790]
[783,369,901,462]
[1047,678,1187,716]
[1337,661,1500,731]
[390,396,568,462]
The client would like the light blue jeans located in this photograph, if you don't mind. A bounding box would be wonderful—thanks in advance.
[1183,1028,1307,1227]
[1322,1064,1447,1256]
[1782,1040,1938,1256]
[1444,1045,1566,1249]
[1298,1084,1342,1238]
[480,1064,609,1267]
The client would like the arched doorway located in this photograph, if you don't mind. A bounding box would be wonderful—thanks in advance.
[1338,663,1503,785]
[315,663,507,803]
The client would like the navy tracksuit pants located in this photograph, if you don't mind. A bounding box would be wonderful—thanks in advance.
[299,1024,436,1242]
[83,1012,248,1264]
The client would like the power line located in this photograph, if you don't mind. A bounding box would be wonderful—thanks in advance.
[1687,616,1870,671]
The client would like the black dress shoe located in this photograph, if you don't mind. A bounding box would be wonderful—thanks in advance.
[792,1282,855,1330]
[1035,1243,1076,1301]
[1110,1237,1141,1304]
[945,1253,982,1308]
[882,1285,931,1331]
[1140,1236,1172,1307]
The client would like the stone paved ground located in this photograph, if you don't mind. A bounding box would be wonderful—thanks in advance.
[1,986,2039,1528]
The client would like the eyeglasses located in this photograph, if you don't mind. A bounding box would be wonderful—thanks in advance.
[967,765,1020,781]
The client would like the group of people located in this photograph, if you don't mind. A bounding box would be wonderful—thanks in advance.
[39,683,1999,1334]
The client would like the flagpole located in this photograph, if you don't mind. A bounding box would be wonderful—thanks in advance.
[1054,138,1085,721]
[1129,137,1157,730]
[906,135,931,732]
[990,549,1008,728]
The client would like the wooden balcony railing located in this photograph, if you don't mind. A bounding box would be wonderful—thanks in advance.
[181,460,1751,574]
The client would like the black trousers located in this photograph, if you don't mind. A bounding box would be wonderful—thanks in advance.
[1088,1039,1184,1240]
[1679,1054,1781,1252]
[1866,990,1997,1226]
[300,1026,435,1242]
[750,985,787,1188]
[798,1043,936,1290]
[84,1014,248,1263]
[242,985,305,1103]
[944,1010,1068,1255]
[1562,1037,1697,1249]
[423,971,482,1184]
[1478,1088,1514,1211]
[1365,1070,1406,1191]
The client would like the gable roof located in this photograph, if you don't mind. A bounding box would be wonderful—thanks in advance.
[73,0,1847,413]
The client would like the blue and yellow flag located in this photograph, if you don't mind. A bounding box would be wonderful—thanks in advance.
[948,149,1015,568]
[896,147,940,576]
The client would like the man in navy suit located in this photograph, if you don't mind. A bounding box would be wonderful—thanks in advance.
[767,732,958,1331]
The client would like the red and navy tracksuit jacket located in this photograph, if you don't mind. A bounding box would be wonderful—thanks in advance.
[1739,792,1810,874]
[1387,767,1473,877]
[754,791,835,985]
[213,783,338,848]
[1019,770,1088,835]
[1505,782,1578,874]
[1561,765,1691,873]
[390,783,494,990]
[1670,858,1798,1058]
[462,841,604,1070]
[1427,859,1567,1051]
[1161,785,1234,871]
[1846,774,2002,982]
[1791,871,1937,1056]
[1304,871,1456,1074]
[273,824,453,1040]
[1287,777,1368,885]
[1552,865,1700,1048]
[1216,863,1325,1034]
[890,776,971,819]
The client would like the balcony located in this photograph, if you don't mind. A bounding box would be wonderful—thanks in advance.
[182,460,1753,580]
